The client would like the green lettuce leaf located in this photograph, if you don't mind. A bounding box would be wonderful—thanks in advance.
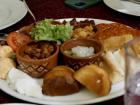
[30,19,73,44]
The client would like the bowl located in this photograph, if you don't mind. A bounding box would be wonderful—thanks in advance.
[60,38,103,70]
[16,41,59,78]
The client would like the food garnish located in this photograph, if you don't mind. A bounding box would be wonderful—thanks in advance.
[7,32,32,51]
[30,19,73,44]
[64,46,94,57]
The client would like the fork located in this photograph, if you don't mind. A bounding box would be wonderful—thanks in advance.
[22,0,37,22]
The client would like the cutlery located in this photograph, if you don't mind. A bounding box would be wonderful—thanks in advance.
[22,0,37,22]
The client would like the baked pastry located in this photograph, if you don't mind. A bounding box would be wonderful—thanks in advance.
[95,23,140,40]
[92,23,140,83]
[42,66,80,96]
[101,34,133,51]
[95,23,140,51]
[74,64,111,96]
[0,45,14,58]
[0,58,16,79]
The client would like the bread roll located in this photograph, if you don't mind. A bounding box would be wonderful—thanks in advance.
[42,66,80,96]
[74,64,111,96]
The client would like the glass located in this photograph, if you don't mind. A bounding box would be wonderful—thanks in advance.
[124,37,140,105]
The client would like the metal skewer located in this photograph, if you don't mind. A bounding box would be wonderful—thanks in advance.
[22,0,37,22]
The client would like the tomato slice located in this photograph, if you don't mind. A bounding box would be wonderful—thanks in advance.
[6,32,32,51]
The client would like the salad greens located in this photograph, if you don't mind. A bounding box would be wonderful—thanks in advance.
[30,19,73,44]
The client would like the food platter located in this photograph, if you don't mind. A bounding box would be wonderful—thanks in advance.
[103,0,140,16]
[0,0,27,30]
[0,18,125,105]
[0,79,124,105]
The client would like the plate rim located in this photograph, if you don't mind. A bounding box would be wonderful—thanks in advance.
[0,80,124,105]
[103,0,140,17]
[0,0,27,30]
[0,18,125,105]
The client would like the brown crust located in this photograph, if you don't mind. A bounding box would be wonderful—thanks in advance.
[42,66,80,96]
[95,23,140,40]
[74,64,111,96]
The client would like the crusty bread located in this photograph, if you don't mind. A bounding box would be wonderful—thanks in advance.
[74,64,111,96]
[94,23,140,51]
[95,23,140,40]
[101,34,133,51]
[42,66,80,96]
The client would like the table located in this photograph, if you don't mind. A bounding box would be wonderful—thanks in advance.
[0,0,139,104]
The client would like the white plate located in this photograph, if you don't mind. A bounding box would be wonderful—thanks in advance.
[0,18,125,105]
[0,0,27,30]
[103,0,140,16]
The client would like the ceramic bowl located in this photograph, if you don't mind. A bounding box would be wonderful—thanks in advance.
[60,38,103,70]
[16,41,59,78]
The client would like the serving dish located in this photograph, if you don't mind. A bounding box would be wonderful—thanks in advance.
[16,41,59,78]
[0,18,125,105]
[60,38,103,70]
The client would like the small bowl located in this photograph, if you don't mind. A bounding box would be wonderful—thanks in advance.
[60,38,103,70]
[16,41,59,78]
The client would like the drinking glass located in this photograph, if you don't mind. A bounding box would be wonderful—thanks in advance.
[124,37,140,105]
